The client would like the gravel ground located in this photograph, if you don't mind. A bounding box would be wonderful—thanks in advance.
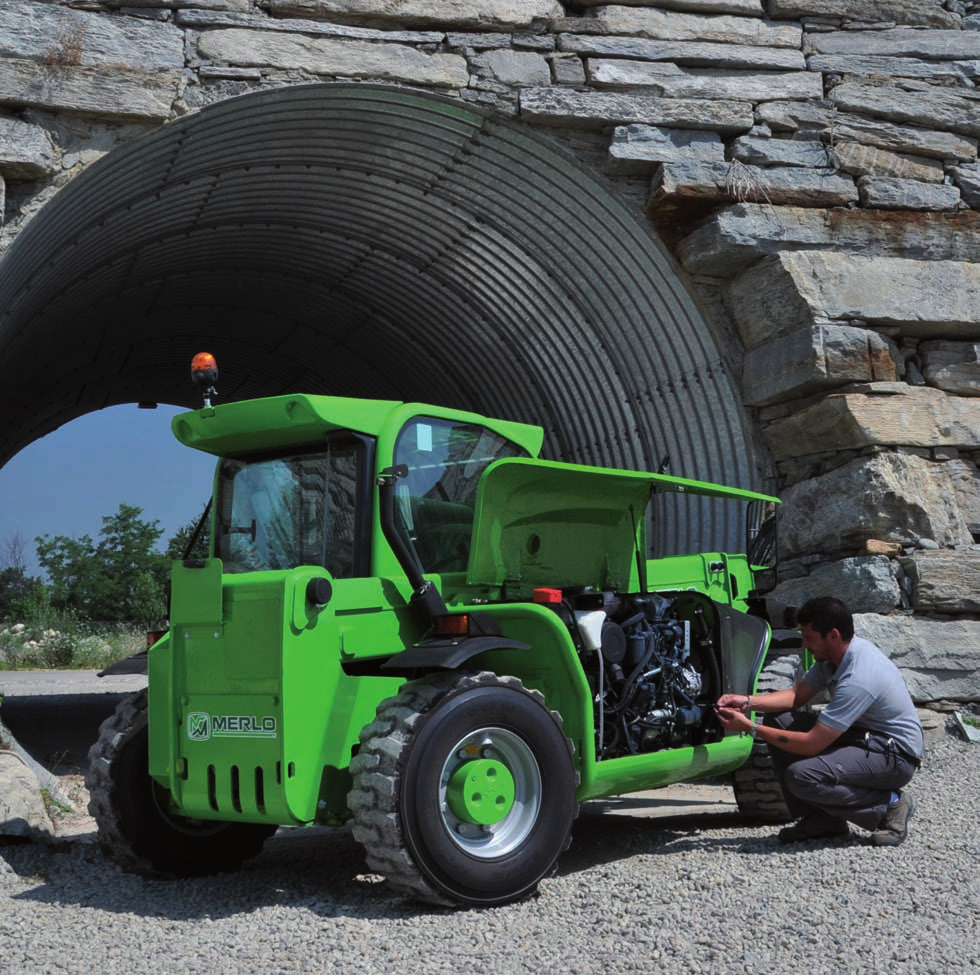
[1,732,977,975]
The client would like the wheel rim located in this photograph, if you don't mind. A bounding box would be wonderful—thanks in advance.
[438,727,541,858]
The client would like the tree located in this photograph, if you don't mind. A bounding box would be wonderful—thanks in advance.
[1,530,29,574]
[0,531,44,621]
[0,565,26,618]
[165,509,211,562]
[0,566,43,622]
[34,532,99,615]
[36,503,167,622]
[130,569,168,631]
[93,503,167,620]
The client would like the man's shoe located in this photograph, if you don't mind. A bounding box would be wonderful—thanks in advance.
[778,813,850,844]
[870,793,915,847]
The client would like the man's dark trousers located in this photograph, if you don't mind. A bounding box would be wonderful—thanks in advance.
[763,711,918,831]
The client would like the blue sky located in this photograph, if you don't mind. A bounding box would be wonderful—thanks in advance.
[0,405,217,578]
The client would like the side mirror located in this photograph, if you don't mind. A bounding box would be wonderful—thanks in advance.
[746,499,777,570]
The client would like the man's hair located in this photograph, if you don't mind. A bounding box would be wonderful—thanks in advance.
[796,596,854,641]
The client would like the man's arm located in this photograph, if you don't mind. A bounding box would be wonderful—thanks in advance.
[718,679,818,715]
[716,682,839,757]
[749,716,841,757]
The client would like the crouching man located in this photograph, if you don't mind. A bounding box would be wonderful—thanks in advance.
[717,596,923,846]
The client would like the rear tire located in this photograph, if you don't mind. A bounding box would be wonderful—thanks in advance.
[349,671,578,907]
[731,653,806,823]
[86,690,276,878]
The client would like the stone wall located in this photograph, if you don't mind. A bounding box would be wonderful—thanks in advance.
[1,0,977,700]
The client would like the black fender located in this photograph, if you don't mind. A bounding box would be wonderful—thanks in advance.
[747,595,798,629]
[379,634,531,675]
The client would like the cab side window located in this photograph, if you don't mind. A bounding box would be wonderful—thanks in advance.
[216,439,365,577]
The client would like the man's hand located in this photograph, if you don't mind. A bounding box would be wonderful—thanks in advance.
[717,693,749,712]
[716,705,753,734]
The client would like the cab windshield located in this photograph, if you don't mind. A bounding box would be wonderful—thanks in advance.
[215,439,364,576]
[392,417,527,573]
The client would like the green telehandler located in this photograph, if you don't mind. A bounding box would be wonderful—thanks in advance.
[87,355,796,907]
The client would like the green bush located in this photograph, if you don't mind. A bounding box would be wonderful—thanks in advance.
[0,618,142,671]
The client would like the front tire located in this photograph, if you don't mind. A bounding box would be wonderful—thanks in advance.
[348,671,578,907]
[86,690,276,878]
[731,653,807,823]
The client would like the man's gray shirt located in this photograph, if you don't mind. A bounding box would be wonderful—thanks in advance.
[803,636,924,760]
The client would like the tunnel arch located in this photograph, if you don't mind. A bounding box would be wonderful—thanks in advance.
[0,83,763,553]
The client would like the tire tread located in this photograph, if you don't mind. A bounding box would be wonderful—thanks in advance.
[348,670,577,907]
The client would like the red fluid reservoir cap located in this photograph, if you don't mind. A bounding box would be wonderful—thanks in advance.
[533,588,563,605]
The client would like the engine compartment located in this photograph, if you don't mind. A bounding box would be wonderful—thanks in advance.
[546,589,726,761]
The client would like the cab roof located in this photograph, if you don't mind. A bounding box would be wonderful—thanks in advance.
[171,394,545,458]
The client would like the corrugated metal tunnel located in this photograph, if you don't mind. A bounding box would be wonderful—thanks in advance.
[0,83,764,553]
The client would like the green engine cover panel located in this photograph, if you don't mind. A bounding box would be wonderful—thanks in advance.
[467,458,777,592]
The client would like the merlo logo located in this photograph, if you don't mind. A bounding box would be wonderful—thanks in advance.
[187,712,210,741]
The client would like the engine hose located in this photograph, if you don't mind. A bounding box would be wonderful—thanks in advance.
[620,610,646,630]
[608,630,660,715]
[558,598,584,652]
